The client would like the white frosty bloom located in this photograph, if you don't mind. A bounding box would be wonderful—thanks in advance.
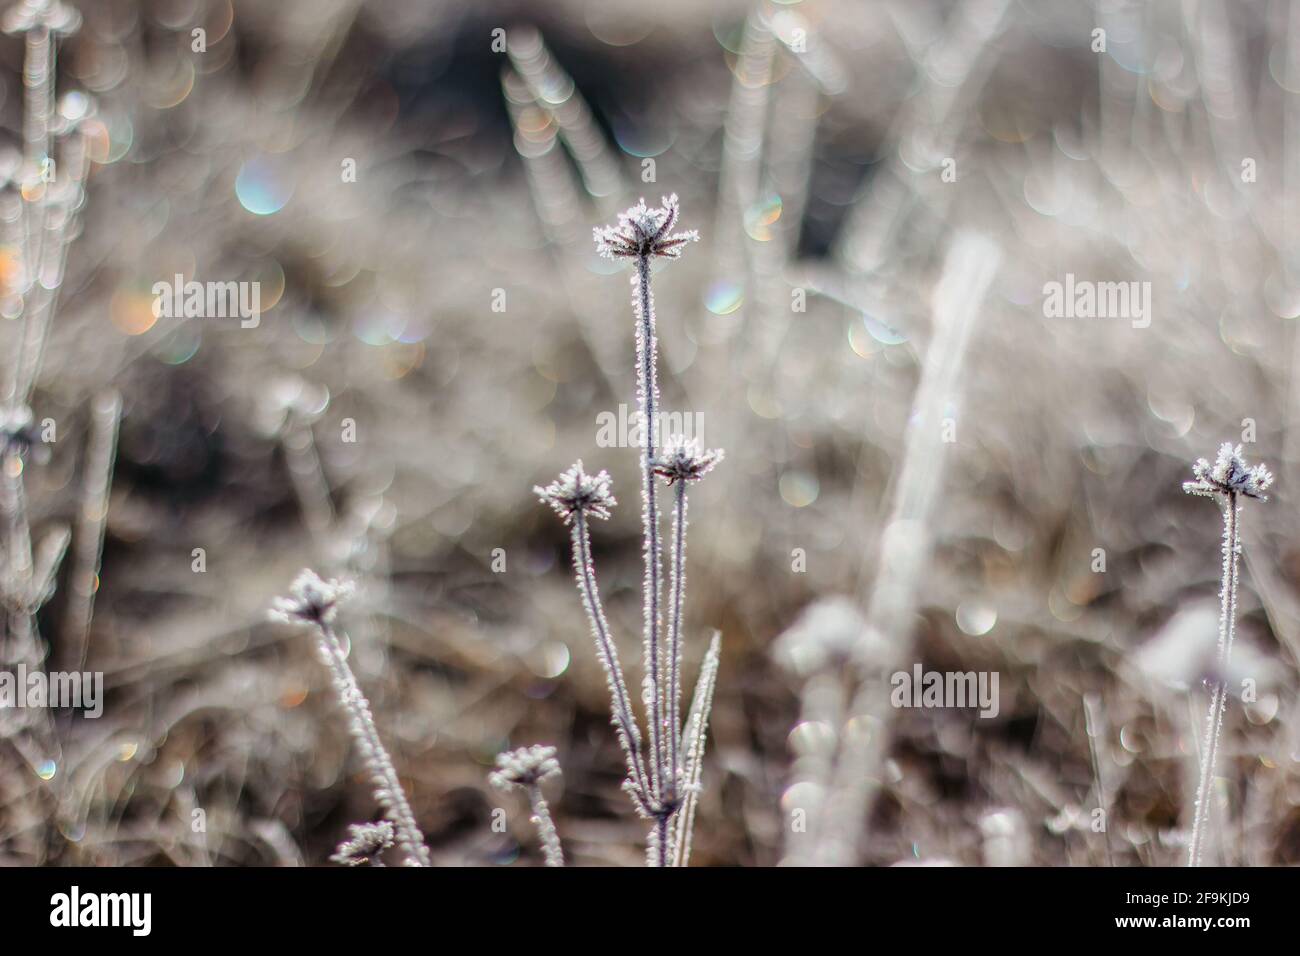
[534,460,615,524]
[330,821,395,867]
[1183,443,1273,500]
[2,0,81,36]
[593,194,699,261]
[652,435,724,485]
[268,568,355,626]
[489,744,562,790]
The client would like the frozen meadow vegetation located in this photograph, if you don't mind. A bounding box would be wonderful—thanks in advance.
[0,0,1298,873]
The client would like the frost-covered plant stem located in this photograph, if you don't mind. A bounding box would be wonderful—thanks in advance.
[271,570,430,867]
[314,619,431,867]
[633,251,667,809]
[1187,496,1237,866]
[665,479,688,800]
[1182,443,1272,867]
[571,509,652,806]
[527,785,564,867]
[674,631,720,867]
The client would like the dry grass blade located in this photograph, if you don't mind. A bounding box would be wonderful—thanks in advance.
[673,630,721,867]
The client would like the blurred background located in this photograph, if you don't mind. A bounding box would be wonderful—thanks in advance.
[3,0,1300,866]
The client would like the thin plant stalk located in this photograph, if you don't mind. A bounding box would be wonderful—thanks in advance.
[1181,443,1272,866]
[801,233,1000,866]
[1188,494,1238,867]
[1083,693,1115,867]
[571,508,651,806]
[633,250,667,810]
[506,26,624,207]
[665,478,687,801]
[271,570,430,867]
[62,389,120,671]
[315,618,430,867]
[526,784,563,868]
[673,631,721,867]
[282,413,336,545]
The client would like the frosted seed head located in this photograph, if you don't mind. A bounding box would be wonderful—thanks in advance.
[1183,443,1273,501]
[2,0,80,35]
[593,194,700,261]
[330,821,395,866]
[269,568,355,626]
[651,435,724,485]
[534,460,615,524]
[489,744,561,790]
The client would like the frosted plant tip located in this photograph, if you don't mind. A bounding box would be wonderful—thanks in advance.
[535,460,615,524]
[489,744,561,790]
[330,821,395,866]
[3,0,81,36]
[593,194,699,261]
[652,435,724,485]
[268,568,355,626]
[1183,443,1273,501]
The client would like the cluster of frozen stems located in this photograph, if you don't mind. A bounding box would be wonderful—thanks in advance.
[1182,442,1272,867]
[269,197,723,869]
[534,195,722,866]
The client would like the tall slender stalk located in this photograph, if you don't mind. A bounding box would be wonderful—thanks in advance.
[674,631,721,867]
[62,390,120,671]
[797,233,1000,866]
[665,479,686,800]
[572,501,651,807]
[633,251,666,803]
[1182,443,1272,867]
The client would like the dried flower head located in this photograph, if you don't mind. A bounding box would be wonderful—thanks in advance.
[1183,443,1273,501]
[489,744,562,790]
[594,194,700,261]
[330,821,395,867]
[534,460,615,524]
[652,435,724,485]
[268,568,355,626]
[2,0,81,36]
